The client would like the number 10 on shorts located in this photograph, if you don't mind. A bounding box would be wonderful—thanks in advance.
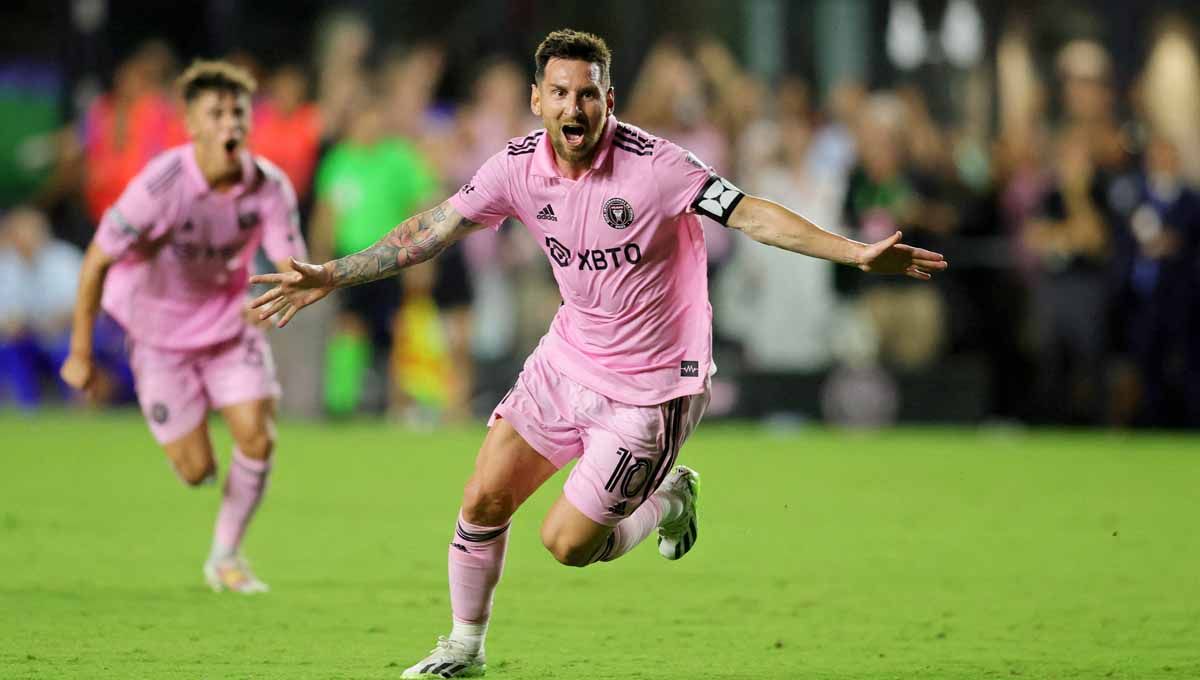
[604,448,654,500]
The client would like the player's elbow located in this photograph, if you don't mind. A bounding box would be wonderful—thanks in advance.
[83,241,115,273]
[725,196,771,240]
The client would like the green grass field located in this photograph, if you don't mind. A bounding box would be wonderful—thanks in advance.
[3,410,1199,679]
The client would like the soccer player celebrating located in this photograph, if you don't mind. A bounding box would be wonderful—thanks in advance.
[61,60,307,594]
[251,30,947,676]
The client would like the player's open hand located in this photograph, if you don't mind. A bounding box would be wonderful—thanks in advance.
[250,258,334,328]
[857,231,948,280]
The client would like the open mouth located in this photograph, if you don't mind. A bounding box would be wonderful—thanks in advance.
[562,123,586,147]
[223,139,239,154]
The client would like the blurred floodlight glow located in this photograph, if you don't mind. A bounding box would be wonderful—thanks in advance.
[887,0,928,70]
[941,0,984,68]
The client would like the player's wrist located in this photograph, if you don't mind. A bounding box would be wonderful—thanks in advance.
[851,242,871,270]
[66,346,94,363]
[68,329,94,357]
[320,261,339,288]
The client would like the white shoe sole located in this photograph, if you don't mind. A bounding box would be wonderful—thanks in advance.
[203,564,269,594]
[401,661,486,678]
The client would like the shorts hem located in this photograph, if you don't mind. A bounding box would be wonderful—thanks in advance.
[562,484,623,527]
[490,403,575,469]
[148,410,209,446]
[210,384,281,410]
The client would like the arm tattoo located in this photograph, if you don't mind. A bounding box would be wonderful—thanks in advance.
[329,206,454,287]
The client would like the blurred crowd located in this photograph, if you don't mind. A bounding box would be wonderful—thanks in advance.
[3,9,1200,428]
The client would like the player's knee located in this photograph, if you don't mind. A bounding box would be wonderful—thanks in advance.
[175,457,216,487]
[540,530,592,568]
[236,431,274,461]
[461,481,518,526]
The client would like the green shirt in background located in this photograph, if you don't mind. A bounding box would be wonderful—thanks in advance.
[0,79,60,208]
[315,138,438,257]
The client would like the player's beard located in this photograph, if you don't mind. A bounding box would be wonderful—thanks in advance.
[550,119,603,165]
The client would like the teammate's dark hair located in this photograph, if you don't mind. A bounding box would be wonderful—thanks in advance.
[176,59,257,102]
[534,29,612,88]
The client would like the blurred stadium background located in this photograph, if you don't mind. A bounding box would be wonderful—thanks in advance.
[4,1,1200,678]
[4,0,1200,428]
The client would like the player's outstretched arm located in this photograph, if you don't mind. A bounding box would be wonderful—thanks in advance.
[60,241,115,398]
[250,199,484,327]
[725,195,948,280]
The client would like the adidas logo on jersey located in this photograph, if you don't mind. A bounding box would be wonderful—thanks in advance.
[537,204,558,221]
[607,500,629,516]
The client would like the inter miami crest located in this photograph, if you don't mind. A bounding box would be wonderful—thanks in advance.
[237,211,260,230]
[602,197,634,229]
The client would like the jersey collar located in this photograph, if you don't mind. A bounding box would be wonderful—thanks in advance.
[182,143,258,196]
[530,115,618,179]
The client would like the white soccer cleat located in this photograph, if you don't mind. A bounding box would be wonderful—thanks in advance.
[203,555,269,594]
[656,465,700,561]
[401,637,486,678]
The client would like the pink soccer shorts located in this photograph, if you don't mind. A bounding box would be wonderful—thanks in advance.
[490,347,709,526]
[129,325,281,445]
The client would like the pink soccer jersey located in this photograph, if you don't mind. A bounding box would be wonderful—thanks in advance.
[95,144,307,350]
[449,116,716,406]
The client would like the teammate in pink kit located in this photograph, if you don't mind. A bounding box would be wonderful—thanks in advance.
[61,61,307,594]
[251,30,947,677]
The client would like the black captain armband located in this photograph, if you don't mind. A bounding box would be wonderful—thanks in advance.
[691,174,746,226]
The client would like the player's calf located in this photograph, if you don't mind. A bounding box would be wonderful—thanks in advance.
[210,398,278,593]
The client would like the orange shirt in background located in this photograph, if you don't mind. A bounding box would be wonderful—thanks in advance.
[82,92,186,224]
[252,101,322,201]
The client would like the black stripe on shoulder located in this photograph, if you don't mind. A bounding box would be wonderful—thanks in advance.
[147,157,182,185]
[147,159,183,195]
[246,162,268,194]
[506,130,545,151]
[506,148,537,156]
[612,140,653,157]
[616,124,653,146]
[614,132,654,153]
[615,127,652,145]
[614,130,653,145]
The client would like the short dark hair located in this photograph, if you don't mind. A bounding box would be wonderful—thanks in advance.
[534,29,612,88]
[176,59,257,102]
